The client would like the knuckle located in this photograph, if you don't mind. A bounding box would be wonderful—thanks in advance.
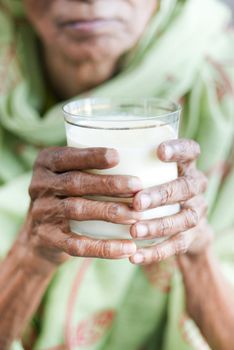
[29,182,41,201]
[62,198,73,216]
[102,241,113,257]
[94,240,112,258]
[173,234,188,255]
[60,198,73,218]
[32,198,63,222]
[153,247,165,262]
[60,172,78,189]
[50,148,64,172]
[65,236,76,256]
[184,208,199,228]
[29,172,42,199]
[35,149,48,167]
[31,200,40,219]
[103,176,122,193]
[36,224,50,240]
[63,198,86,220]
[157,218,172,236]
[31,197,45,214]
[79,173,95,194]
[158,184,174,205]
[29,168,54,199]
[61,198,69,217]
[105,203,121,221]
[29,181,36,199]
[181,176,197,198]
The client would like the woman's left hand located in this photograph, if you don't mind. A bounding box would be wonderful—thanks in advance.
[130,139,213,265]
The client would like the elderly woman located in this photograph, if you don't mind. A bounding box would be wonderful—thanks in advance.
[0,0,233,349]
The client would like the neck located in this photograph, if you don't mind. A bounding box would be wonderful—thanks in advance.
[43,46,119,100]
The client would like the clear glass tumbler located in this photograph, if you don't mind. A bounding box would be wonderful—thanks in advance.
[63,98,181,247]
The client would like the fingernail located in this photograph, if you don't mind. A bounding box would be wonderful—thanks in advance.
[139,194,151,210]
[136,224,148,237]
[164,145,173,160]
[129,178,142,191]
[123,244,136,255]
[105,149,119,165]
[132,253,144,264]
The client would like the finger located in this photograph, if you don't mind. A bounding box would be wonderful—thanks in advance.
[130,229,196,265]
[157,139,200,163]
[64,197,141,224]
[32,197,140,224]
[36,147,119,172]
[37,225,137,259]
[31,169,142,198]
[131,195,207,239]
[133,172,207,211]
[55,171,142,196]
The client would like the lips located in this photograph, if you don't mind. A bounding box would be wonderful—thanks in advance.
[57,17,123,39]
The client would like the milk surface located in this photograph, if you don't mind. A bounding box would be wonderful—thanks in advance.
[66,119,179,244]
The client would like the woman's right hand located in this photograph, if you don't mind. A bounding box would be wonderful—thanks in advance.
[26,147,142,265]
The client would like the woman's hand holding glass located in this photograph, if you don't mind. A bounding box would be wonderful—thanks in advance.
[28,147,142,265]
[130,138,213,265]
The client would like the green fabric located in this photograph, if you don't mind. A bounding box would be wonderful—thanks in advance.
[0,0,233,349]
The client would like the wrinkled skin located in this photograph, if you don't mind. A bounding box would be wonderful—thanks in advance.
[28,147,141,263]
[129,138,212,264]
[26,139,211,266]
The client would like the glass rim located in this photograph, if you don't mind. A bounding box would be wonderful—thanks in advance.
[63,97,181,130]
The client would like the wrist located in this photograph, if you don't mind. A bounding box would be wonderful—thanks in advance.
[17,212,66,272]
[11,239,57,277]
[182,245,212,265]
[177,246,215,287]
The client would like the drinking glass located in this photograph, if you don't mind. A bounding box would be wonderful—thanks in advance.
[63,97,181,247]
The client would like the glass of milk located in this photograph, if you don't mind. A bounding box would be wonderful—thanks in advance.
[63,98,181,247]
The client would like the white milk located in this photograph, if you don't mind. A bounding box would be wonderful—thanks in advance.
[65,118,179,245]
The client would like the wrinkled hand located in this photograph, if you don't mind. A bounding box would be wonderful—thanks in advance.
[27,147,142,265]
[130,139,213,265]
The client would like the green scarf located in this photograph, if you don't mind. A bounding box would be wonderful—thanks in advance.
[0,0,234,349]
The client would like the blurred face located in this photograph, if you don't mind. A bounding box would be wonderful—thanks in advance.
[23,0,157,64]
